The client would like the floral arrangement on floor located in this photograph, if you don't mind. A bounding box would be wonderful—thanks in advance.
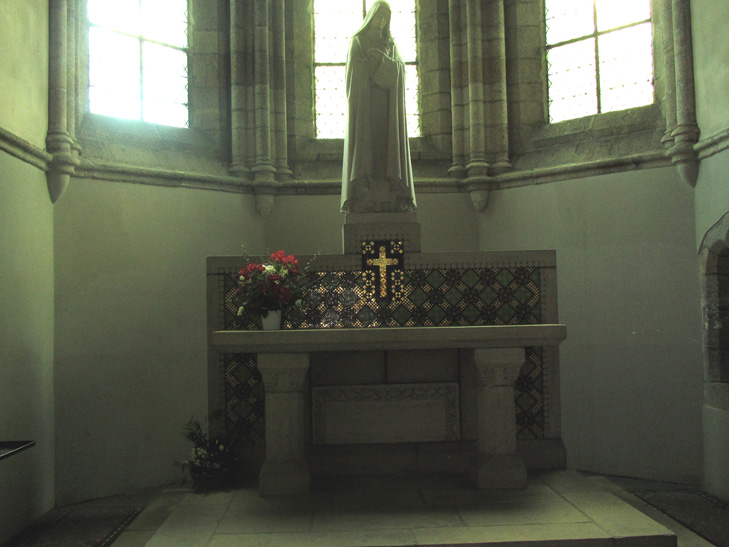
[234,249,306,318]
[181,413,238,489]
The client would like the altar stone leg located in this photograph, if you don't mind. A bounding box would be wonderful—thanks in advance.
[470,347,527,489]
[257,353,310,496]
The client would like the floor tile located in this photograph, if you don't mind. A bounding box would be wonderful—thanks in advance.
[210,529,418,547]
[563,490,676,538]
[536,470,605,494]
[457,501,591,527]
[421,483,564,507]
[217,507,313,534]
[312,506,463,533]
[124,491,186,531]
[145,504,230,547]
[413,522,613,545]
[109,529,157,546]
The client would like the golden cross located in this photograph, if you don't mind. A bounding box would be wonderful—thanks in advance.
[367,245,399,298]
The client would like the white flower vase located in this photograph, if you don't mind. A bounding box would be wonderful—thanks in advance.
[261,310,283,330]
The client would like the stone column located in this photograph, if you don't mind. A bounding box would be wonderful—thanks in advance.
[229,0,251,178]
[465,0,489,180]
[448,0,467,179]
[252,0,276,183]
[257,353,310,496]
[230,0,289,216]
[484,0,511,174]
[271,0,292,181]
[470,347,527,489]
[669,0,699,187]
[658,0,677,150]
[47,0,79,203]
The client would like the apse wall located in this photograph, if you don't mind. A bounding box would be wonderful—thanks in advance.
[271,170,706,486]
[0,1,55,544]
[52,168,706,505]
[477,167,705,485]
[52,179,266,504]
[262,193,479,254]
[0,155,55,544]
[691,0,729,502]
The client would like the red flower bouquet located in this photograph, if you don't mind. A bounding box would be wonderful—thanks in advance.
[234,250,305,317]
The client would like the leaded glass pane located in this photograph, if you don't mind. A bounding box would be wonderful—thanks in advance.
[315,65,347,138]
[88,27,141,120]
[143,100,188,128]
[141,0,188,47]
[405,64,419,136]
[545,0,594,45]
[596,0,651,31]
[547,38,597,122]
[142,42,188,127]
[88,2,189,127]
[88,0,140,35]
[314,4,361,64]
[314,0,419,138]
[598,23,654,113]
[387,0,417,62]
[318,0,358,16]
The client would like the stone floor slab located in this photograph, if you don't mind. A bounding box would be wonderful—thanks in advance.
[457,501,591,527]
[117,471,685,547]
[563,490,676,542]
[209,529,418,547]
[413,522,613,546]
[312,506,463,533]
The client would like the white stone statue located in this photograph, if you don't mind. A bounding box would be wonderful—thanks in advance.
[341,0,417,214]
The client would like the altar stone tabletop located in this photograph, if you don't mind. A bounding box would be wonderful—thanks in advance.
[211,324,566,353]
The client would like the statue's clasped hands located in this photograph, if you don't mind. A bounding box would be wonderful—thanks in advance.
[367,47,387,59]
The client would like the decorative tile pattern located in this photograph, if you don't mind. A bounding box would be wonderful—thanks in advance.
[220,266,545,443]
[224,353,265,447]
[224,267,541,330]
[516,348,544,440]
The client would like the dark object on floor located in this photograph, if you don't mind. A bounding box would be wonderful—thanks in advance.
[633,490,729,547]
[4,505,142,547]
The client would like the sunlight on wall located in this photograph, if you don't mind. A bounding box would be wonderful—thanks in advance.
[87,0,188,127]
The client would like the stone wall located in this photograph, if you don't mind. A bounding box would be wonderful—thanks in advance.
[692,0,729,501]
[0,2,55,544]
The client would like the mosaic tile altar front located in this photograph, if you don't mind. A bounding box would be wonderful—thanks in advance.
[208,252,560,450]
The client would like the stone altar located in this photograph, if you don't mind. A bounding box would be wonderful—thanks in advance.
[207,244,566,496]
[211,325,566,495]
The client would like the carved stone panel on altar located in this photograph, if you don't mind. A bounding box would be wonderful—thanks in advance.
[312,383,460,444]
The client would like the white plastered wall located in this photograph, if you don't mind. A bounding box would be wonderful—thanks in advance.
[477,168,704,485]
[52,179,266,504]
[0,1,54,544]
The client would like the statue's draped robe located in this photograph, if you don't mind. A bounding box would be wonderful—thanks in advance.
[341,33,416,213]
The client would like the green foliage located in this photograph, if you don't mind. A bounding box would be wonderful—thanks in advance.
[182,411,238,482]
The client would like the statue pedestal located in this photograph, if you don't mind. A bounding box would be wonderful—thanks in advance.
[343,212,421,253]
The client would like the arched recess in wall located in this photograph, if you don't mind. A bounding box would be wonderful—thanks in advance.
[699,211,729,384]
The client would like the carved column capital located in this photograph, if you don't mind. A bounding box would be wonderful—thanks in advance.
[473,347,524,387]
[257,353,309,392]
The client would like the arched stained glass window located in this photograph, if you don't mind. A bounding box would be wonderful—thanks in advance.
[314,0,419,138]
[545,0,654,123]
[87,0,189,128]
